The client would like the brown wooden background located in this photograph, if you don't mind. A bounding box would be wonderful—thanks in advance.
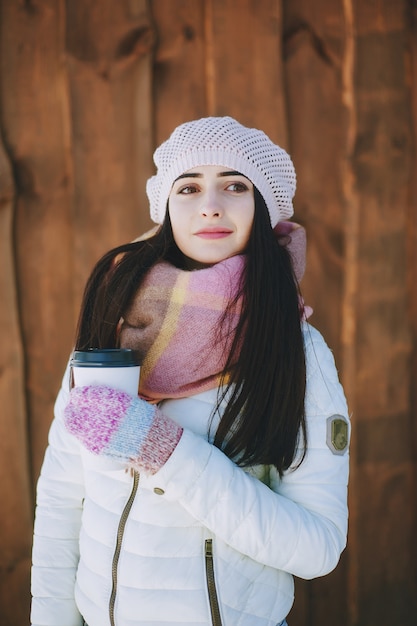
[1,1,416,625]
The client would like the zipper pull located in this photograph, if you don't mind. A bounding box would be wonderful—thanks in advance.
[205,538,213,557]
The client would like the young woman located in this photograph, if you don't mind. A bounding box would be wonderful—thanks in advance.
[31,116,350,626]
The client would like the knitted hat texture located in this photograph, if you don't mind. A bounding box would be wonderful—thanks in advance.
[146,116,296,227]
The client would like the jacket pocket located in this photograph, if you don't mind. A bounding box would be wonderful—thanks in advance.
[205,539,223,626]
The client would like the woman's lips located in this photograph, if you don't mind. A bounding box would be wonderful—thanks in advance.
[195,228,233,239]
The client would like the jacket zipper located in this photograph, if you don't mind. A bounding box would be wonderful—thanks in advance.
[109,469,139,626]
[205,539,223,626]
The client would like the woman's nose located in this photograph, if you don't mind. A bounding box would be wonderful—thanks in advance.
[200,191,222,217]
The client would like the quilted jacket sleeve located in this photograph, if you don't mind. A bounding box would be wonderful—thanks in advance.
[145,323,350,580]
[31,364,85,626]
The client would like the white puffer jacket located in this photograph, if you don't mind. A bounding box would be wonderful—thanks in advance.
[31,323,350,626]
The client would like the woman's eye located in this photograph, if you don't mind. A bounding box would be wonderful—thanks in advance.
[226,182,248,192]
[177,184,198,194]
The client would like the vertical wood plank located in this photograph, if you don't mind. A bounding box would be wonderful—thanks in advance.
[283,0,347,360]
[409,0,417,539]
[206,0,288,147]
[352,1,416,622]
[151,0,288,146]
[340,1,360,623]
[283,2,348,623]
[0,0,76,481]
[151,0,207,145]
[65,0,155,296]
[0,128,32,626]
[285,1,417,624]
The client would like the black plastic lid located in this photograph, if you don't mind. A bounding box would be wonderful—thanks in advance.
[71,348,141,367]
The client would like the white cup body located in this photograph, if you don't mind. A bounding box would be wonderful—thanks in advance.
[72,365,140,396]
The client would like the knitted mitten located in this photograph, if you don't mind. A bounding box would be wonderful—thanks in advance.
[64,385,183,474]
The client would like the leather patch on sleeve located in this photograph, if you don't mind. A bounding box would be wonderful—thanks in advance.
[326,415,349,455]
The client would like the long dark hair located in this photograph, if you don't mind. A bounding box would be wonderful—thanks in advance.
[74,188,306,475]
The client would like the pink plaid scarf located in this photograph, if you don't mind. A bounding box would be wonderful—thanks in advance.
[120,255,245,401]
[120,222,308,402]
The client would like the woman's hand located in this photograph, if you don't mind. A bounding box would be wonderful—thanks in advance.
[64,385,183,474]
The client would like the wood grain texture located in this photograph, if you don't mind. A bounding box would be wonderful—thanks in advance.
[0,91,32,626]
[66,0,155,288]
[352,1,417,623]
[206,0,288,146]
[285,1,417,624]
[151,0,207,145]
[0,0,416,623]
[0,0,76,482]
[283,3,350,622]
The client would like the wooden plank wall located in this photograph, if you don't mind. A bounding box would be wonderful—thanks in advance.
[0,1,415,625]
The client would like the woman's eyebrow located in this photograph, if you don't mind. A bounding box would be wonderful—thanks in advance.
[174,170,248,182]
[174,172,202,182]
[218,170,246,178]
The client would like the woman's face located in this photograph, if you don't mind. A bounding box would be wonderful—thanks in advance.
[168,165,255,269]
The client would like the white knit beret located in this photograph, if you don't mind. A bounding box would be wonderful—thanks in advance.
[146,116,296,227]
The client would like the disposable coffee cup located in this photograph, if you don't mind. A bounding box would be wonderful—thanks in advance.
[70,348,141,396]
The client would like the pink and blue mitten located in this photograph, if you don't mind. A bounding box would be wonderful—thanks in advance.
[64,385,183,475]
